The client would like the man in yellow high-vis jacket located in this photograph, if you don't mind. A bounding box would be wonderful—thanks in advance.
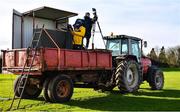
[71,19,86,50]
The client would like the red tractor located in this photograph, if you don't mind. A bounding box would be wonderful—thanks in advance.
[104,35,164,92]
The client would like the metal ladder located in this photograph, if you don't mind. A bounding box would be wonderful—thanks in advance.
[8,26,44,110]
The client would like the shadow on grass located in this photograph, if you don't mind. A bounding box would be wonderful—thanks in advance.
[30,96,45,101]
[17,89,180,111]
[64,89,180,111]
[162,68,180,72]
[133,88,180,98]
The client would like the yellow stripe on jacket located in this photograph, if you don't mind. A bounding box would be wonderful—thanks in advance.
[71,26,86,45]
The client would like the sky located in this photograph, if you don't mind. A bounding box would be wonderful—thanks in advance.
[0,0,179,54]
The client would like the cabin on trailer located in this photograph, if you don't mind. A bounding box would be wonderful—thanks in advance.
[12,6,78,49]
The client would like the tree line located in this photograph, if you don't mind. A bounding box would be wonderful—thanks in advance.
[147,46,180,67]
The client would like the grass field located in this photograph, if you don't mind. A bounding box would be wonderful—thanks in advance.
[0,69,180,111]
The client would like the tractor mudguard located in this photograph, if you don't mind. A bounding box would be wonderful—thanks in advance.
[116,55,138,62]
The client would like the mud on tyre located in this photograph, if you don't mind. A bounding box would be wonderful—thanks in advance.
[48,75,73,103]
[43,77,53,102]
[14,76,42,99]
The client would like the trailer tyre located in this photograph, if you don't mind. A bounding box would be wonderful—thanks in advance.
[43,78,52,102]
[115,60,141,93]
[13,76,21,97]
[14,76,42,99]
[147,66,164,90]
[48,75,73,103]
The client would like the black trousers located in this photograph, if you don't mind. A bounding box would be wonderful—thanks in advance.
[73,44,83,50]
[85,34,91,48]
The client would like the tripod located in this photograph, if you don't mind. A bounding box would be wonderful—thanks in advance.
[91,10,106,49]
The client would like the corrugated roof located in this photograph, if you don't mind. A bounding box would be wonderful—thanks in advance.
[23,6,78,20]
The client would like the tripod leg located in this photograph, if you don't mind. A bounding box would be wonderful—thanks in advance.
[91,22,96,49]
[97,21,106,47]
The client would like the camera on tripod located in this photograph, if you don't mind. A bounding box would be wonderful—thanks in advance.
[91,8,105,49]
[92,8,98,19]
[92,8,97,16]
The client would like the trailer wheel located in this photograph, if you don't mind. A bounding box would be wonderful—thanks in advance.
[147,66,164,90]
[115,60,141,93]
[14,76,42,99]
[105,85,115,91]
[43,78,52,102]
[48,75,73,103]
[13,76,21,97]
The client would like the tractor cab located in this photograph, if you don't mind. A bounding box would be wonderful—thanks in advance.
[104,35,144,62]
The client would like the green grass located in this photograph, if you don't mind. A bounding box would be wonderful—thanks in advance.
[0,69,180,111]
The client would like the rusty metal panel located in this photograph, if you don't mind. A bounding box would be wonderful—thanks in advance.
[82,52,88,67]
[58,49,112,69]
[17,51,26,67]
[97,52,111,68]
[4,51,15,67]
[2,48,112,75]
[60,50,65,67]
[44,49,58,67]
[88,52,97,67]
[43,49,112,69]
[2,49,42,74]
[65,50,82,67]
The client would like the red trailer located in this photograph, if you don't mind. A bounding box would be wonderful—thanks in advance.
[2,48,112,74]
[2,48,112,102]
[2,6,113,104]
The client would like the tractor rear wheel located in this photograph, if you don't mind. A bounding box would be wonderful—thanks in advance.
[14,76,42,99]
[115,60,141,93]
[48,75,73,103]
[147,66,164,90]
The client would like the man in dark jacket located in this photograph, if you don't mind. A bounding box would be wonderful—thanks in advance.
[84,12,98,49]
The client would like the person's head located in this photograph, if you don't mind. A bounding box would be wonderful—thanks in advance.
[84,12,90,18]
[73,19,84,29]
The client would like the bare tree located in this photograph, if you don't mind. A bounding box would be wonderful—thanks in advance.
[166,47,177,67]
[159,46,167,64]
[149,48,158,61]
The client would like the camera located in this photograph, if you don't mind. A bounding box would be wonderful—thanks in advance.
[92,8,97,16]
[92,8,96,12]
